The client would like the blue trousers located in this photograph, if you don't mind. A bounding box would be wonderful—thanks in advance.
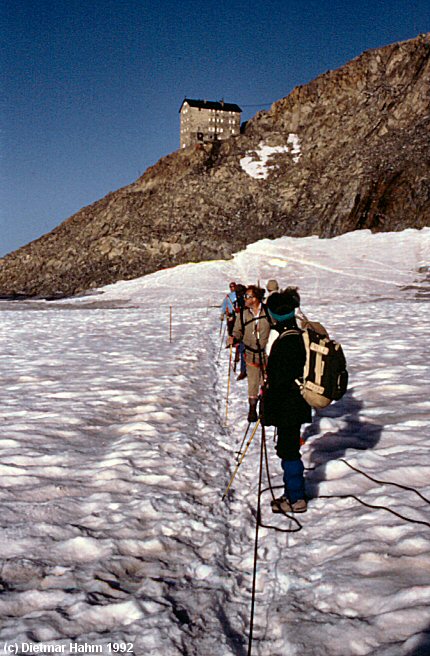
[276,426,305,503]
[281,459,305,503]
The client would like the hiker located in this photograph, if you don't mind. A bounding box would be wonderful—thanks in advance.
[228,285,271,422]
[220,282,237,336]
[262,287,312,513]
[266,279,279,296]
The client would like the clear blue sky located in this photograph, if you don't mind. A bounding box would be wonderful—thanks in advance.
[1,0,429,257]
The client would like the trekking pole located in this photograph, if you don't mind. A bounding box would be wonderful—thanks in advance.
[222,419,260,500]
[219,318,223,335]
[217,322,226,360]
[236,422,251,461]
[225,345,233,423]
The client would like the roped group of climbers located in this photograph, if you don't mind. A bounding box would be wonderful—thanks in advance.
[220,279,310,513]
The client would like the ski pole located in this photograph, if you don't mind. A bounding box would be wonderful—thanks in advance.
[222,419,261,499]
[225,345,233,423]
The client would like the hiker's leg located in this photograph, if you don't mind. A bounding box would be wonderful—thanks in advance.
[276,425,305,503]
[246,364,260,422]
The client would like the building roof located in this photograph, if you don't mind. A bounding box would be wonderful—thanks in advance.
[179,98,242,113]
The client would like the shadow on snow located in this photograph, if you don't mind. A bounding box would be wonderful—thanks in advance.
[303,390,383,498]
[406,626,430,655]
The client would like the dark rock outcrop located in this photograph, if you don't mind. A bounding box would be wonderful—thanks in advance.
[1,34,429,297]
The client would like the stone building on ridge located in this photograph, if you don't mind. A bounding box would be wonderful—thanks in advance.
[179,98,242,149]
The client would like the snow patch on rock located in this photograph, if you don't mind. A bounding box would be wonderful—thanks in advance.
[240,134,301,179]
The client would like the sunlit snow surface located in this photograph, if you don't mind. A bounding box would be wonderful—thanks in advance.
[0,229,429,655]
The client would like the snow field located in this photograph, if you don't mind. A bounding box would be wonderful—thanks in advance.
[0,308,242,653]
[0,228,429,655]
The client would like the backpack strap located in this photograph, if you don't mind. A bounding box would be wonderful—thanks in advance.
[238,309,259,353]
[278,327,302,341]
[276,328,305,391]
[240,304,271,328]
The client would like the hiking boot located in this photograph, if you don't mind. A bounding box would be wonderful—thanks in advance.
[270,495,286,508]
[236,371,247,381]
[271,496,307,514]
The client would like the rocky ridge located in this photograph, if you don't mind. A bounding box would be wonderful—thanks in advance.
[1,34,429,297]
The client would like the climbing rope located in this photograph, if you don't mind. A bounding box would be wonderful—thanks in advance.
[225,417,430,655]
[247,422,265,656]
[339,458,430,504]
[222,337,303,655]
[260,427,303,533]
[310,458,430,529]
[246,422,303,656]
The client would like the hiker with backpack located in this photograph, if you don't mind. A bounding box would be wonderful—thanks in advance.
[262,287,311,514]
[228,285,271,422]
